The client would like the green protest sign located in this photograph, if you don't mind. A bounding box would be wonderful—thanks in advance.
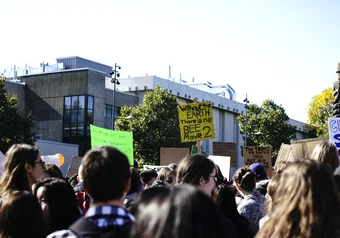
[90,124,134,165]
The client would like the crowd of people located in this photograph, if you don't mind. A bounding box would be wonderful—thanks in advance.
[0,141,339,238]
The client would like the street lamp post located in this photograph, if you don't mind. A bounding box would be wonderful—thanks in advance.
[110,63,121,130]
[243,94,249,146]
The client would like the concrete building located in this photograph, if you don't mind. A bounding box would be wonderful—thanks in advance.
[2,56,313,166]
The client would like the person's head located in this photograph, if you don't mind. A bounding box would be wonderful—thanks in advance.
[68,173,79,188]
[42,164,64,180]
[257,159,340,238]
[139,169,158,189]
[177,155,216,196]
[168,163,178,171]
[149,180,169,189]
[157,167,176,187]
[34,178,80,233]
[334,165,340,193]
[129,167,141,195]
[81,146,131,203]
[248,163,267,181]
[0,190,46,238]
[0,144,44,195]
[130,184,230,238]
[77,164,83,182]
[232,167,256,194]
[311,140,339,172]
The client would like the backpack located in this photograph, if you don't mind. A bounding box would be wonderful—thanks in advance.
[69,216,132,238]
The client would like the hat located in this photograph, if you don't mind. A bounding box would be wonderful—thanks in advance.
[249,163,267,179]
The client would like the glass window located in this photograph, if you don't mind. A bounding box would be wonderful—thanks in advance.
[88,96,94,110]
[79,96,85,109]
[64,97,71,110]
[64,95,95,138]
[105,104,113,118]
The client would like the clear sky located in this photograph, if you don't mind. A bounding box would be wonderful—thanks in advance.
[1,0,340,123]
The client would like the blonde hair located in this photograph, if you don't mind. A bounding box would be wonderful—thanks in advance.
[311,140,339,172]
[256,159,340,238]
[266,174,281,214]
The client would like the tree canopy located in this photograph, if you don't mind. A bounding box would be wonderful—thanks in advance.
[307,88,334,137]
[115,86,193,166]
[0,75,35,153]
[237,99,296,162]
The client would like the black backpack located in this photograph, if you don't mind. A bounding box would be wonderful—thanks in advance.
[69,217,132,238]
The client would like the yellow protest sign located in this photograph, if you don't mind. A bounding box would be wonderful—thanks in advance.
[90,124,134,165]
[178,101,215,143]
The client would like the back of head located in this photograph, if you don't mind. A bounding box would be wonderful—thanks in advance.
[139,169,158,187]
[248,163,267,180]
[130,184,231,238]
[311,141,339,172]
[177,155,215,186]
[0,144,40,195]
[157,167,176,185]
[34,178,80,233]
[215,184,240,219]
[82,146,131,203]
[0,190,46,238]
[257,159,340,238]
[44,164,64,179]
[334,165,340,192]
[129,167,141,194]
[232,167,255,192]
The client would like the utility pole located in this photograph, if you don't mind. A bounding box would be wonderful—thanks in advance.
[243,94,249,146]
[110,63,121,130]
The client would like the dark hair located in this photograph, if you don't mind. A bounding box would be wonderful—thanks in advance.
[177,155,215,186]
[127,187,170,216]
[215,184,254,238]
[233,167,255,192]
[82,146,131,202]
[130,184,233,238]
[149,180,168,188]
[140,169,158,184]
[0,144,40,195]
[157,167,176,184]
[68,173,79,188]
[43,164,64,179]
[129,167,141,194]
[34,178,80,233]
[0,190,46,238]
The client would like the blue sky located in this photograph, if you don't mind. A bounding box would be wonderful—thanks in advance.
[1,0,340,123]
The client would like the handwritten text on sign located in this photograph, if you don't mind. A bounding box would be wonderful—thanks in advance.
[90,124,134,165]
[328,117,340,158]
[243,146,272,177]
[178,101,215,143]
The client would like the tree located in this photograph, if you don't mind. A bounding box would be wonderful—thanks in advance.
[237,99,296,162]
[307,88,334,137]
[115,86,193,166]
[0,75,35,153]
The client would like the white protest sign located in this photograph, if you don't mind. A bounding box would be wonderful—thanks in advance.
[208,155,231,181]
[328,117,340,158]
[41,153,65,167]
[143,165,169,172]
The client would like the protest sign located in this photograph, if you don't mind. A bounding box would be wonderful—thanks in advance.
[328,117,340,158]
[208,155,231,181]
[213,142,236,167]
[143,165,169,172]
[290,137,326,159]
[243,146,272,177]
[160,147,190,165]
[66,156,82,178]
[178,101,215,143]
[90,124,134,165]
[275,144,293,172]
[41,153,65,167]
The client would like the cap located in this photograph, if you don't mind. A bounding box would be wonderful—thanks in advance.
[248,163,267,179]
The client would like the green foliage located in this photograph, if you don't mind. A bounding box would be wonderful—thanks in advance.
[307,88,334,137]
[237,99,296,162]
[115,86,193,166]
[0,75,35,153]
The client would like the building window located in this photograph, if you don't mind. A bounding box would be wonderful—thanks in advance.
[87,95,94,136]
[63,95,85,137]
[105,104,113,118]
[114,106,121,119]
